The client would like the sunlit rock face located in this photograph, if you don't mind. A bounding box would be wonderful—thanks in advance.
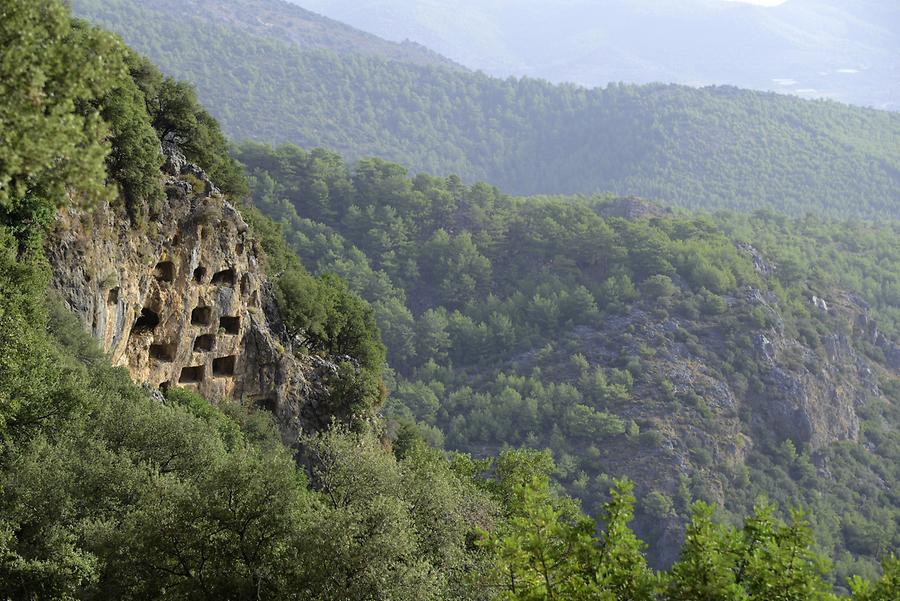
[47,150,336,443]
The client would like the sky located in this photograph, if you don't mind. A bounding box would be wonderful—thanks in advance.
[720,0,788,5]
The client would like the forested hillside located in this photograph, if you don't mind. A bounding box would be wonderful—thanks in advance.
[3,0,900,598]
[0,3,517,597]
[299,0,900,110]
[71,0,900,219]
[72,0,461,70]
[237,142,900,588]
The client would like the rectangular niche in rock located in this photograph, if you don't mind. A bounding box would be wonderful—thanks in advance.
[193,334,216,352]
[149,342,177,362]
[193,266,207,283]
[252,396,276,413]
[212,355,236,377]
[191,306,212,326]
[131,308,160,334]
[211,268,236,286]
[179,365,204,384]
[219,315,240,335]
[107,287,120,305]
[154,261,176,283]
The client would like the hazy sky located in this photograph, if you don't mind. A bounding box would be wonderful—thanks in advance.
[721,0,788,5]
[299,0,897,110]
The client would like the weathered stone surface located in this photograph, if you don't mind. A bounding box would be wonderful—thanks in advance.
[161,142,186,176]
[736,242,776,277]
[498,241,900,568]
[752,363,861,449]
[46,162,333,445]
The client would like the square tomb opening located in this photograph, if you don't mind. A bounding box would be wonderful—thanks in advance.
[179,365,205,384]
[219,315,240,335]
[191,306,212,326]
[212,355,236,376]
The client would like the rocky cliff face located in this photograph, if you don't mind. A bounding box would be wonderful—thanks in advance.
[508,241,895,568]
[47,149,333,443]
[744,292,866,451]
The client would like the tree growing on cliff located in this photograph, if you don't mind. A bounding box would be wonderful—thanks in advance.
[0,0,119,229]
[125,52,248,199]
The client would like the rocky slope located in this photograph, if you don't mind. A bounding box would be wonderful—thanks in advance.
[510,241,897,566]
[234,141,900,572]
[46,148,338,444]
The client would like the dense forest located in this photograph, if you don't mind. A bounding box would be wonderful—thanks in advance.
[2,0,899,598]
[80,0,463,70]
[236,142,900,588]
[71,0,900,220]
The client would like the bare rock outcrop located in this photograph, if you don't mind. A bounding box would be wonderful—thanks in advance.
[47,150,333,444]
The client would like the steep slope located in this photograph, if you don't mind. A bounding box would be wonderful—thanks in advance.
[47,147,343,442]
[238,143,900,582]
[298,0,900,110]
[73,0,900,219]
[0,5,493,597]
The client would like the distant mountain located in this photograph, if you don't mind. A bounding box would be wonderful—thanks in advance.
[72,0,463,70]
[296,0,900,111]
[73,0,900,219]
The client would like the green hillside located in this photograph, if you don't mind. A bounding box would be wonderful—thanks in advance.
[72,0,900,219]
[237,141,900,587]
[71,0,462,70]
[3,1,900,598]
[299,0,900,110]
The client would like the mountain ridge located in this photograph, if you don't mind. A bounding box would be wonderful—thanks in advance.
[3,1,900,595]
[72,0,900,220]
[297,0,900,110]
[72,0,464,70]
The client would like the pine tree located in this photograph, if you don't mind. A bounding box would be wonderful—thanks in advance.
[667,502,748,601]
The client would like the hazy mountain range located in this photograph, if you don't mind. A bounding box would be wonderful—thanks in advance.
[295,0,900,110]
[71,0,900,218]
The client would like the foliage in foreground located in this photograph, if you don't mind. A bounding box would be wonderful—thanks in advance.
[0,231,896,598]
[485,468,900,600]
[1,1,898,598]
[0,262,495,598]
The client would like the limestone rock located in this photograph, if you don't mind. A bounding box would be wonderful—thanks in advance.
[47,163,335,446]
[736,242,776,277]
[161,142,186,176]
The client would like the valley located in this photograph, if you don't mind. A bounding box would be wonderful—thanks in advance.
[1,0,898,598]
